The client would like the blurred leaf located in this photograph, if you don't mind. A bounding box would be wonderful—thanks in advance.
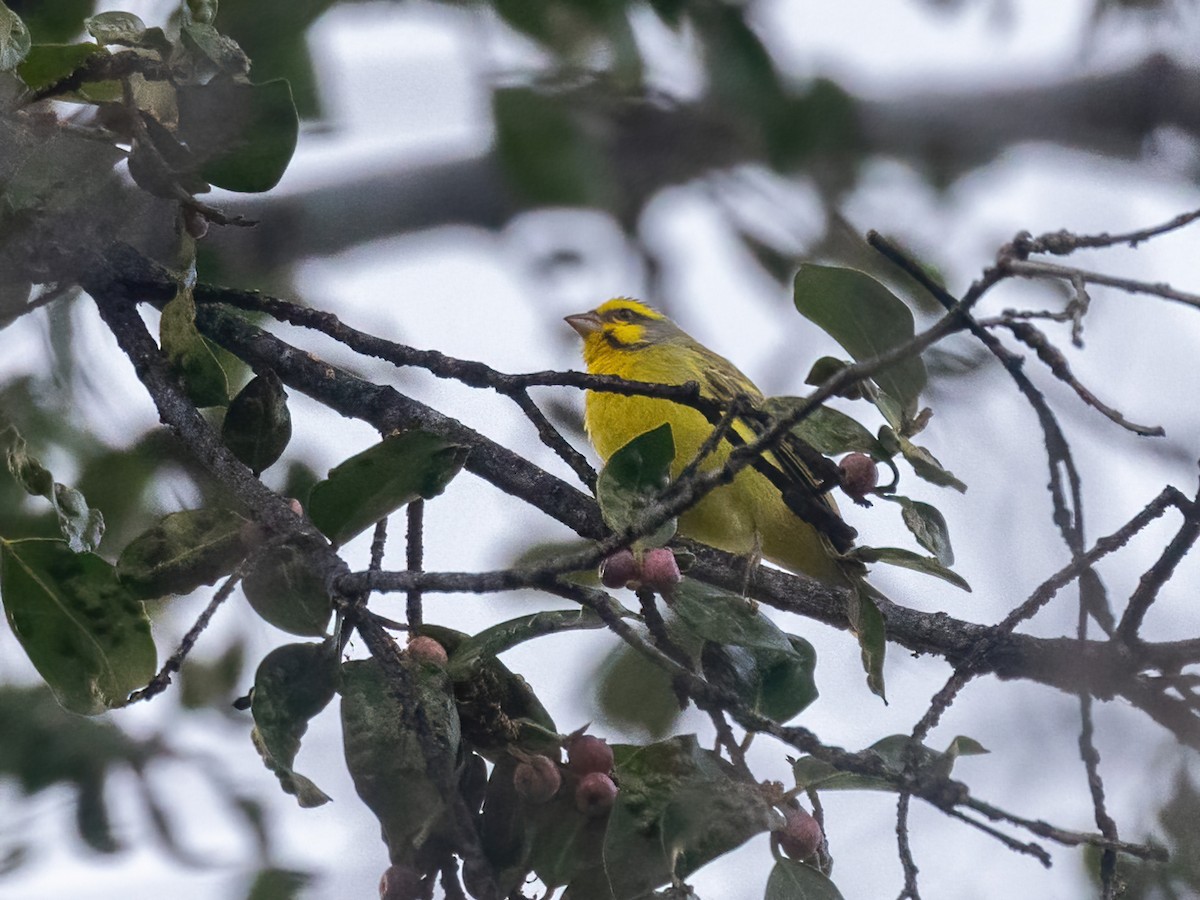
[243,867,314,900]
[3,425,105,552]
[694,4,784,129]
[242,542,332,637]
[222,370,292,476]
[765,858,846,899]
[793,265,927,418]
[117,507,249,600]
[447,608,609,680]
[848,582,886,701]
[850,546,970,591]
[494,86,617,208]
[596,423,676,549]
[84,11,145,44]
[791,733,987,793]
[0,538,156,714]
[308,431,467,546]
[340,658,461,867]
[161,288,230,408]
[180,638,245,709]
[15,41,101,91]
[593,639,682,740]
[882,495,954,565]
[177,76,298,193]
[180,22,250,77]
[250,641,336,807]
[0,2,29,71]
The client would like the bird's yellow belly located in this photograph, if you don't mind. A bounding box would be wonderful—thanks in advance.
[584,392,843,583]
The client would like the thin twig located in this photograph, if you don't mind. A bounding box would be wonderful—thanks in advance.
[1005,258,1200,312]
[406,501,424,634]
[1013,207,1200,255]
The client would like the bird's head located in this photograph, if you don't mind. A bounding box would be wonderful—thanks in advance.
[564,299,682,365]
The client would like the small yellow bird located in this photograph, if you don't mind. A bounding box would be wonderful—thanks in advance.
[566,298,847,585]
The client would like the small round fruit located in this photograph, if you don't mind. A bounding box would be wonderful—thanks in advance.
[379,863,422,900]
[639,548,681,590]
[565,733,614,776]
[600,549,639,588]
[287,497,304,516]
[575,771,618,817]
[777,807,823,860]
[838,453,878,503]
[407,635,448,667]
[513,756,562,804]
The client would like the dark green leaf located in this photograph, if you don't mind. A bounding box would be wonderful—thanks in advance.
[791,733,988,793]
[701,639,817,724]
[180,22,250,76]
[596,423,676,549]
[447,608,610,680]
[671,579,796,652]
[765,858,846,900]
[883,495,954,565]
[850,546,971,592]
[222,370,292,476]
[583,736,776,898]
[177,76,298,193]
[848,582,887,700]
[3,426,105,552]
[84,11,145,44]
[793,265,927,417]
[478,756,536,896]
[0,2,30,71]
[803,357,867,400]
[594,639,682,740]
[493,86,617,208]
[242,542,333,637]
[243,867,314,900]
[760,397,885,458]
[117,507,250,599]
[161,288,229,408]
[179,638,245,709]
[307,431,468,546]
[250,642,337,807]
[339,658,461,866]
[694,4,785,128]
[15,41,101,90]
[0,538,156,715]
[422,624,559,759]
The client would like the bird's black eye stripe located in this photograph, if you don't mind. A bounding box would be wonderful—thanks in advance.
[606,308,639,323]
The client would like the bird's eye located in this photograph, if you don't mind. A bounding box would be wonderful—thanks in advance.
[613,309,634,323]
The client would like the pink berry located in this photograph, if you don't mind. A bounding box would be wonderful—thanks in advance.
[777,807,823,860]
[639,548,681,590]
[513,756,562,804]
[407,636,448,667]
[838,453,878,503]
[600,549,639,588]
[575,771,618,817]
[565,733,614,776]
[379,864,422,900]
[287,497,304,516]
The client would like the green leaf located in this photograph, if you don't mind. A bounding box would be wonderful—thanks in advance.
[179,638,244,709]
[493,86,617,208]
[803,357,867,400]
[177,76,298,192]
[340,658,461,866]
[117,507,250,599]
[446,608,609,680]
[84,11,146,44]
[793,265,927,417]
[791,733,988,793]
[221,370,292,476]
[244,868,314,900]
[241,542,332,637]
[850,546,971,592]
[848,582,887,701]
[0,538,156,715]
[15,41,102,91]
[672,579,797,652]
[596,423,676,549]
[593,640,683,740]
[3,426,104,552]
[889,430,967,493]
[180,22,249,76]
[250,642,337,807]
[0,2,30,72]
[765,858,846,900]
[422,624,559,759]
[587,735,777,898]
[882,495,954,565]
[761,397,883,457]
[161,288,229,408]
[307,431,468,546]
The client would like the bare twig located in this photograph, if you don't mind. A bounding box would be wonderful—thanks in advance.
[406,501,425,635]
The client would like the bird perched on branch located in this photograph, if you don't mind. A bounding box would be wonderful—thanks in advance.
[565,297,849,585]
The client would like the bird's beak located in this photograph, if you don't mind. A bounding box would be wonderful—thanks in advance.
[564,311,603,337]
